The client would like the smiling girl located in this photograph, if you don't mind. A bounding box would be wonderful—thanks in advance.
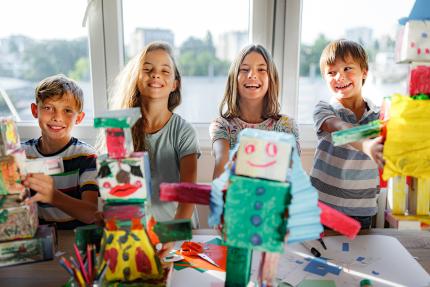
[210,44,300,178]
[109,41,200,256]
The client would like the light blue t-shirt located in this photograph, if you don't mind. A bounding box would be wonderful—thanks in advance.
[146,113,201,225]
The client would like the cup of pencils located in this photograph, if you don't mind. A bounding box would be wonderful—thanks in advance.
[59,243,107,287]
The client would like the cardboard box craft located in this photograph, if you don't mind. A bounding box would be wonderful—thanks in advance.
[396,20,430,63]
[0,195,39,242]
[0,224,55,267]
[0,117,20,156]
[0,154,24,195]
[97,152,152,203]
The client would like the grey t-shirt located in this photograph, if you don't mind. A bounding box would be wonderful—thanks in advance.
[146,113,201,224]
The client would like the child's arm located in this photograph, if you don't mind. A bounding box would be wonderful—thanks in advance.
[158,153,197,259]
[321,117,384,168]
[212,139,230,179]
[175,153,198,219]
[23,173,98,224]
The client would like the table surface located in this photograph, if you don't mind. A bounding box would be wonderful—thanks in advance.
[1,228,429,287]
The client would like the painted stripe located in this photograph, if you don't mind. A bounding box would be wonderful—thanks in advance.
[311,169,379,190]
[313,159,378,180]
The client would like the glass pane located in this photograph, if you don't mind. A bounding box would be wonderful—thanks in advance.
[0,0,92,122]
[299,0,415,124]
[122,0,250,123]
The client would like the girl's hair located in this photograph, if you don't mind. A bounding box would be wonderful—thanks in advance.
[319,39,369,85]
[219,44,280,119]
[109,41,181,152]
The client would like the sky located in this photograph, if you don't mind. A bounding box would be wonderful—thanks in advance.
[0,0,416,45]
[301,0,415,44]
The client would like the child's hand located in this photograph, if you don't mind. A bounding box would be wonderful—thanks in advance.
[22,173,57,205]
[362,136,385,169]
[158,242,175,259]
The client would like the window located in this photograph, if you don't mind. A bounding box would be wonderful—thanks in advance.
[121,0,250,124]
[0,0,92,123]
[298,0,415,124]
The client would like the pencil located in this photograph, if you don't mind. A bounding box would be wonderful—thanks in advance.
[87,244,93,282]
[73,243,90,284]
[72,266,86,287]
[58,257,74,276]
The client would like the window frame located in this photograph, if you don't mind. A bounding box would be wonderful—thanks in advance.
[17,0,316,148]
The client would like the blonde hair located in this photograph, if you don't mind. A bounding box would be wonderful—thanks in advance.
[35,74,84,112]
[319,39,369,85]
[219,44,280,120]
[109,41,181,152]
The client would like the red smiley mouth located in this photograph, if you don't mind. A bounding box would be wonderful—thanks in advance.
[109,184,139,197]
[246,160,277,168]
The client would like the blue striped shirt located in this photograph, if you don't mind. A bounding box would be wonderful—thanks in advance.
[310,99,380,216]
[22,137,99,229]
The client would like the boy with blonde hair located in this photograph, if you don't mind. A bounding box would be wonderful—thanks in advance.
[22,74,98,229]
[310,39,383,229]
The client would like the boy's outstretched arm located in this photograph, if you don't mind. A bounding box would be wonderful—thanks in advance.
[321,117,384,169]
[23,173,98,224]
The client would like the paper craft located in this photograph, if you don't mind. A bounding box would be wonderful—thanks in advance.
[383,94,430,180]
[102,220,163,282]
[254,235,430,287]
[409,64,430,96]
[0,117,20,156]
[97,152,151,203]
[397,20,430,63]
[0,194,38,242]
[224,176,290,252]
[0,154,24,195]
[235,136,292,181]
[22,156,64,175]
[0,224,55,267]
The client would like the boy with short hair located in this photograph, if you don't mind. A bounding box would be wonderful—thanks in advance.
[310,39,384,229]
[22,74,98,229]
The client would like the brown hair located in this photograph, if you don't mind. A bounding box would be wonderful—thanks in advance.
[320,39,369,84]
[219,44,280,119]
[109,41,181,151]
[35,74,84,112]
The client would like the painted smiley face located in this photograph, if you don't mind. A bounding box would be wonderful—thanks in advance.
[235,136,292,182]
[244,142,278,168]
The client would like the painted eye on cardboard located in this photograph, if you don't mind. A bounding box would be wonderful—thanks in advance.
[265,143,277,157]
[245,144,255,154]
[97,165,112,178]
[103,182,112,188]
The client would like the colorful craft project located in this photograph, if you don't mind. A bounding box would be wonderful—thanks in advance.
[94,107,140,159]
[89,108,193,286]
[409,64,430,96]
[0,194,38,242]
[0,117,20,156]
[383,94,430,180]
[160,128,361,286]
[396,20,430,63]
[97,152,151,203]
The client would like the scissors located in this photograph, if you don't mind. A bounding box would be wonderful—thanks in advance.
[180,241,220,268]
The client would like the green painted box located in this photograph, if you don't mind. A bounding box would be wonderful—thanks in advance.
[224,175,291,253]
